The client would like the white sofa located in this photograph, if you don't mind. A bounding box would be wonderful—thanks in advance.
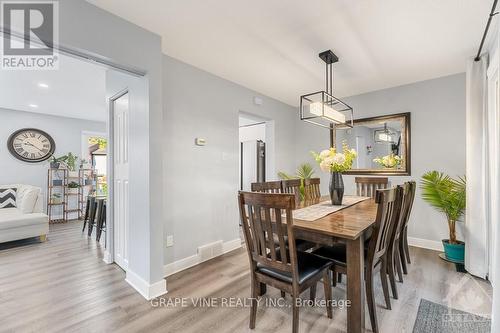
[0,184,49,243]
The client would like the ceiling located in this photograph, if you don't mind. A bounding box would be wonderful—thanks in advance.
[0,43,107,122]
[89,0,492,106]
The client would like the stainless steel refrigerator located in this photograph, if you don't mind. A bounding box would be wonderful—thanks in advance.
[240,140,265,191]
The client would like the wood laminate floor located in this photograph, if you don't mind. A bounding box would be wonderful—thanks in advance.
[0,221,492,333]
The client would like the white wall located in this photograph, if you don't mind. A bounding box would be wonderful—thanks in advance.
[0,107,106,206]
[56,0,165,289]
[163,55,297,265]
[294,73,466,246]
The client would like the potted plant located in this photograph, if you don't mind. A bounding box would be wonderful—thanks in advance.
[67,181,80,194]
[50,193,62,204]
[65,153,79,177]
[311,142,357,205]
[373,153,402,169]
[50,155,67,169]
[420,171,466,262]
[278,163,315,200]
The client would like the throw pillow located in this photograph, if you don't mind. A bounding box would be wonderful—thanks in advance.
[0,188,17,209]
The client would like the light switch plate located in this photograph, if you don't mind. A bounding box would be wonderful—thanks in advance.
[166,235,174,247]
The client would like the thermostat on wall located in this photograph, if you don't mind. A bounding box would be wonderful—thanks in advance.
[195,138,206,146]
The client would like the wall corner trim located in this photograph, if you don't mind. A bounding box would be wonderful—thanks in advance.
[163,238,242,277]
[126,270,168,300]
[408,237,443,252]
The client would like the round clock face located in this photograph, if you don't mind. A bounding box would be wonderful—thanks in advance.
[7,128,56,163]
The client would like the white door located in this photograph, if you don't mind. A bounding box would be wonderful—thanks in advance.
[112,92,130,270]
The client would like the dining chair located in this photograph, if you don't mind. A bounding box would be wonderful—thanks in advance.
[386,182,415,300]
[251,181,282,193]
[281,179,302,207]
[238,191,334,333]
[398,181,416,272]
[313,187,403,333]
[355,177,388,198]
[303,178,321,201]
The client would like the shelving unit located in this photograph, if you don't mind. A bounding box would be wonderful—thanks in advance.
[47,168,95,223]
[47,168,66,223]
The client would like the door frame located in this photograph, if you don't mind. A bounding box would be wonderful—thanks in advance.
[103,88,129,267]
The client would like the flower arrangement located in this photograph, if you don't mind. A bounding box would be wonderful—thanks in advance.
[373,153,402,169]
[311,142,357,173]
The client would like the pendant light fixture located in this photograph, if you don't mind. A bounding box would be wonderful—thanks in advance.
[374,123,397,144]
[300,50,353,128]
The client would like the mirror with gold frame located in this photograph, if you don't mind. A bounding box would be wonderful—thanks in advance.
[331,112,411,175]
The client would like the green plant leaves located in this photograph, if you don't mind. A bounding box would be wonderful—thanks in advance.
[420,171,466,223]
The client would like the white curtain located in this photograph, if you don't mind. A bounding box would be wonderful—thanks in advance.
[487,47,500,333]
[465,56,489,279]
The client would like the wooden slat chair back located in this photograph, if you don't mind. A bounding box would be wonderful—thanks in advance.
[251,181,282,193]
[399,181,416,269]
[355,177,389,198]
[303,178,321,201]
[238,191,298,277]
[367,187,402,265]
[281,179,301,208]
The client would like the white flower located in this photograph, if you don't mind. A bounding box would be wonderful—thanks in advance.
[319,149,331,159]
[320,160,331,172]
[332,153,346,165]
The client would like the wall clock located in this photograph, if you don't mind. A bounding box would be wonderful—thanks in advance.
[7,128,56,163]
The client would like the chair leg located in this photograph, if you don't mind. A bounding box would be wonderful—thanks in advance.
[399,238,408,274]
[323,271,333,319]
[258,283,266,296]
[395,247,404,283]
[337,273,342,284]
[250,277,258,329]
[292,291,300,333]
[380,259,391,310]
[280,291,286,298]
[331,267,337,287]
[310,283,317,300]
[365,269,379,333]
[403,227,411,264]
[82,219,87,232]
[387,248,399,300]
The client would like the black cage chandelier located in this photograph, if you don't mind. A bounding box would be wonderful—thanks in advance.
[300,50,353,128]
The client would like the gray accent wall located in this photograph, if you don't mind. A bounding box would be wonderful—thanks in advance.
[163,55,297,264]
[0,108,106,200]
[294,73,466,244]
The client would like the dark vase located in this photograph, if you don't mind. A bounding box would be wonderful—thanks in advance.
[329,172,344,205]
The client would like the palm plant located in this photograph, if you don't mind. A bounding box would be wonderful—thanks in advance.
[278,163,315,200]
[420,171,466,244]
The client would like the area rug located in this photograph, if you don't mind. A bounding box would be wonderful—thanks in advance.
[412,299,491,333]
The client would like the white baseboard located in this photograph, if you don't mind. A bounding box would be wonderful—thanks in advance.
[164,238,242,277]
[125,269,168,300]
[408,237,443,252]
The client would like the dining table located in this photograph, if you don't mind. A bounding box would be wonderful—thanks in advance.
[292,195,378,333]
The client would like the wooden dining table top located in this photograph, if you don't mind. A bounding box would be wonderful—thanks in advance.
[292,196,378,240]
